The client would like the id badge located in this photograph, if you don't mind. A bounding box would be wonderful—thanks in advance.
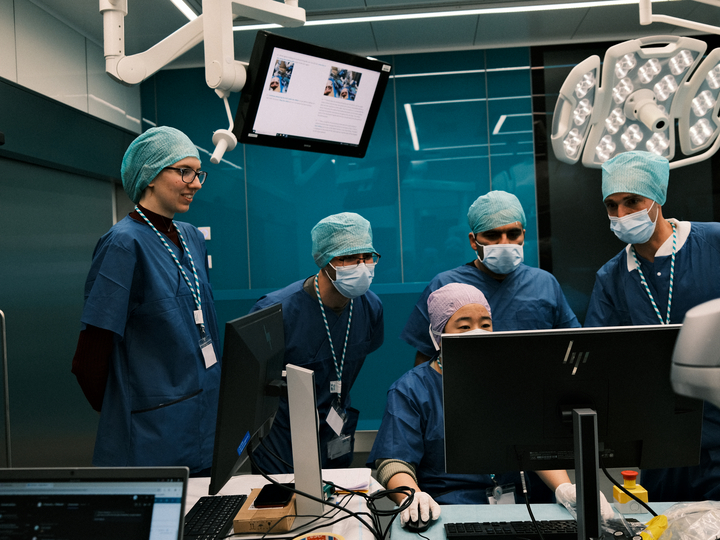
[327,401,347,436]
[486,483,516,504]
[199,335,217,368]
[327,434,351,460]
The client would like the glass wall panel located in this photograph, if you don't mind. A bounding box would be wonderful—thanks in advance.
[395,50,492,283]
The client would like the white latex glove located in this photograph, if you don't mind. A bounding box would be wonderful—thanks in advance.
[555,483,616,521]
[399,492,442,526]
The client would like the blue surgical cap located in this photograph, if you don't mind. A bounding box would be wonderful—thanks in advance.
[428,283,492,337]
[311,212,375,268]
[121,126,200,204]
[602,151,668,205]
[467,191,527,233]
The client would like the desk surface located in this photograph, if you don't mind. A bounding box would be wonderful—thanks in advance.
[188,469,380,540]
[389,502,677,540]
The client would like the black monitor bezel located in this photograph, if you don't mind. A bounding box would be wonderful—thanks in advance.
[442,324,703,474]
[209,303,285,496]
[232,30,392,158]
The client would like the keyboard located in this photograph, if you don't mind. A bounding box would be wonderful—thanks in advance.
[445,519,578,540]
[184,494,247,540]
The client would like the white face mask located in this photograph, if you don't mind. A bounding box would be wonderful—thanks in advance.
[461,328,492,336]
[476,243,524,274]
[609,202,657,244]
[326,262,375,299]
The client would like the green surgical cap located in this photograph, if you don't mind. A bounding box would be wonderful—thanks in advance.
[602,151,668,205]
[121,126,200,204]
[311,212,375,268]
[467,191,526,233]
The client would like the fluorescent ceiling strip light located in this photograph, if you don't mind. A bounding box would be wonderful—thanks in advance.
[233,0,668,31]
[169,0,197,21]
[393,66,529,79]
[404,104,420,151]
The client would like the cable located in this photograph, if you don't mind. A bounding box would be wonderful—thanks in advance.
[520,471,546,540]
[246,440,414,540]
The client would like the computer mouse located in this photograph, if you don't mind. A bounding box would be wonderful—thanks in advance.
[405,516,432,534]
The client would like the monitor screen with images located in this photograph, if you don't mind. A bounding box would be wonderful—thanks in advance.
[441,324,704,475]
[0,467,187,540]
[233,31,392,158]
[209,303,285,496]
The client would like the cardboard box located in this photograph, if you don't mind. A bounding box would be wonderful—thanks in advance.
[233,487,296,534]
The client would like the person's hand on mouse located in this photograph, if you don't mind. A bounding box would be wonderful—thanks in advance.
[400,491,441,526]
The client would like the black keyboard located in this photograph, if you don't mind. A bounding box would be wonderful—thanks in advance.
[445,520,578,540]
[184,494,247,540]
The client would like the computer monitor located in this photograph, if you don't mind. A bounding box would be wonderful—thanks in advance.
[442,325,703,537]
[209,303,286,496]
[232,30,392,158]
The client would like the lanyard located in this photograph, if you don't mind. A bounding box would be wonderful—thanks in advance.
[314,274,353,401]
[631,221,677,325]
[135,205,206,335]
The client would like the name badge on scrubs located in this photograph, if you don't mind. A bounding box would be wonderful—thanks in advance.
[327,433,351,460]
[330,380,342,394]
[199,335,217,368]
[327,401,346,436]
[486,483,516,505]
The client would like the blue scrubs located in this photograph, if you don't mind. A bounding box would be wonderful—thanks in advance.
[585,220,720,501]
[249,278,383,474]
[81,216,221,473]
[367,361,554,504]
[401,263,580,358]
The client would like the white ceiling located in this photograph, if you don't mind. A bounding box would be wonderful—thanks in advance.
[33,0,720,69]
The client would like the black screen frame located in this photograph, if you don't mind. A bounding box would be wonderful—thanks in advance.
[209,303,285,496]
[442,324,703,474]
[233,30,392,158]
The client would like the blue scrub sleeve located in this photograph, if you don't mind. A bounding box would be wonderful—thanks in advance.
[82,241,136,337]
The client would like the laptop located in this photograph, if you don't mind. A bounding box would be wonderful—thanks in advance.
[0,467,188,540]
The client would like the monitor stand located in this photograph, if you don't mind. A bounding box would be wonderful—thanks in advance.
[572,408,603,540]
[286,364,326,525]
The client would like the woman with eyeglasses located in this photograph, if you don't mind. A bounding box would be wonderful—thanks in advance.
[72,126,221,475]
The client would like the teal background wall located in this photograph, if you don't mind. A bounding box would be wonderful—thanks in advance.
[140,47,538,429]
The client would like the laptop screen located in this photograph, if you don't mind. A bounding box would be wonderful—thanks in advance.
[0,467,188,540]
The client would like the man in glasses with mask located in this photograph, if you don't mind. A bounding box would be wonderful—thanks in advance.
[401,190,580,366]
[585,150,720,502]
[248,212,384,474]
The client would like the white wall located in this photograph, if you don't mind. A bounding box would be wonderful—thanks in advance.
[0,0,141,133]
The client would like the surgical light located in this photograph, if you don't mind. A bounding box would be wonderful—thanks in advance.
[689,119,713,146]
[575,71,596,98]
[615,53,637,79]
[573,99,593,125]
[605,108,626,135]
[551,35,720,168]
[612,78,634,104]
[647,131,670,154]
[691,90,716,117]
[638,58,662,84]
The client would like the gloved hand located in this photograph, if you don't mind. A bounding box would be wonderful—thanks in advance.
[399,491,441,526]
[555,482,616,521]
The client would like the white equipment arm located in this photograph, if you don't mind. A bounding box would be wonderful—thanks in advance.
[99,0,305,162]
[639,0,720,35]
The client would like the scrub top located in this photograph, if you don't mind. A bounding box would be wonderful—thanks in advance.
[81,216,221,473]
[367,361,554,504]
[585,220,720,501]
[249,278,384,474]
[401,263,580,358]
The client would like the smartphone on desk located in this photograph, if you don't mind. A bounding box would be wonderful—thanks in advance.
[254,482,294,508]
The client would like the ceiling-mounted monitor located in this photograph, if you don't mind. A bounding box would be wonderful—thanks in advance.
[233,31,392,158]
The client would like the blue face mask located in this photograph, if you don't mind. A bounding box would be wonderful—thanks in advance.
[476,243,524,275]
[327,262,375,299]
[609,202,657,244]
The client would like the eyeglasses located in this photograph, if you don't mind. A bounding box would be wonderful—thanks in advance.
[164,167,208,185]
[333,253,381,267]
